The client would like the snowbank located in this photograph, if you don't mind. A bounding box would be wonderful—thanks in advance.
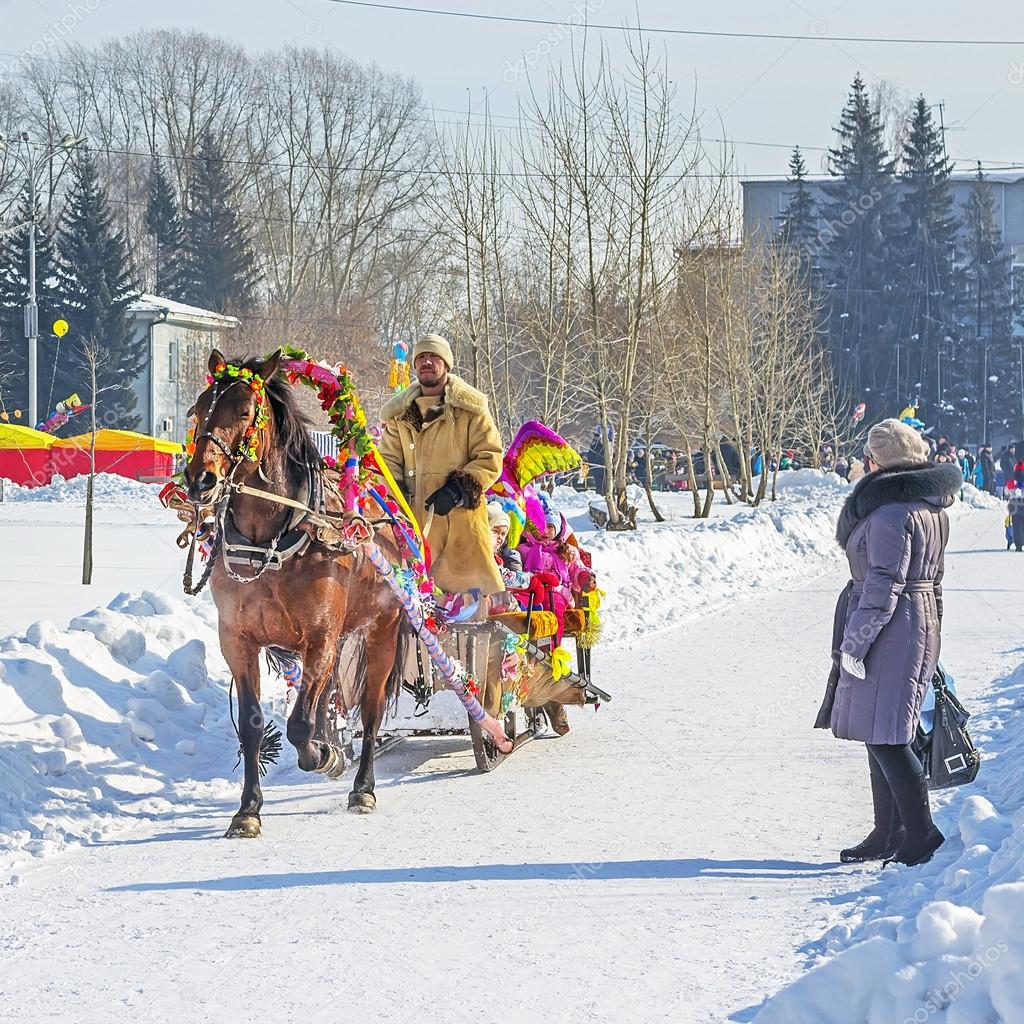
[1,472,165,507]
[755,659,1024,1024]
[0,590,239,876]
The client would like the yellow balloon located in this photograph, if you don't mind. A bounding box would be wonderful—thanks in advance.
[52,319,69,338]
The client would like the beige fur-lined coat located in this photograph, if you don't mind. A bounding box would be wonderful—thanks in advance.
[378,376,504,595]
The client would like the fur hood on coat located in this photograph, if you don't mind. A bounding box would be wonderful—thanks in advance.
[836,462,963,548]
[379,374,489,424]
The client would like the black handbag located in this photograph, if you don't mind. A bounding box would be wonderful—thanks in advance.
[914,666,981,791]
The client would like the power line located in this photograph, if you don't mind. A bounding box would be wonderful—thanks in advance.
[0,137,806,180]
[327,0,1024,47]
[2,136,1022,188]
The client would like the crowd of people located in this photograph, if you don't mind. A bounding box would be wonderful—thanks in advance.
[833,436,1002,491]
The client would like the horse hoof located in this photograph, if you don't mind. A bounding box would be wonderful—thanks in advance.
[224,815,262,838]
[316,744,349,780]
[347,792,376,814]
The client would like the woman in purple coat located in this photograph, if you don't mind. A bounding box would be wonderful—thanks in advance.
[816,419,963,867]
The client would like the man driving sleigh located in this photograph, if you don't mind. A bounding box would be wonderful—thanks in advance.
[378,333,581,734]
[378,333,504,603]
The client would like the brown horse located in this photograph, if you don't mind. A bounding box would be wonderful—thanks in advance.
[183,349,407,837]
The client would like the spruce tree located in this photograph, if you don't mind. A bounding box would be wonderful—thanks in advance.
[892,96,959,433]
[180,132,260,313]
[820,74,899,414]
[956,165,1020,442]
[144,159,188,300]
[776,146,819,277]
[0,191,70,421]
[56,152,143,428]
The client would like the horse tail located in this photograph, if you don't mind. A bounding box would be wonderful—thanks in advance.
[332,632,367,711]
[333,620,410,717]
[384,621,413,716]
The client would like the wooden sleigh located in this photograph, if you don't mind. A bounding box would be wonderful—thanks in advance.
[314,598,609,776]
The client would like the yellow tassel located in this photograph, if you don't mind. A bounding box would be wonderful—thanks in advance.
[551,645,572,680]
[388,360,411,391]
[577,617,602,649]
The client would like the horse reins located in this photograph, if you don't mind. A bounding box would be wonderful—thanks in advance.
[183,378,265,593]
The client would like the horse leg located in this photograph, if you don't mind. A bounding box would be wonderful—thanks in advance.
[220,634,264,838]
[287,633,347,777]
[348,617,402,814]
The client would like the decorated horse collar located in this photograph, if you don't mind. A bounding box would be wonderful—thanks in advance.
[206,361,271,463]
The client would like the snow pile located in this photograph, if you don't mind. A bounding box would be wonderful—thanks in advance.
[960,481,1003,511]
[755,661,1024,1024]
[0,590,240,876]
[1,473,165,507]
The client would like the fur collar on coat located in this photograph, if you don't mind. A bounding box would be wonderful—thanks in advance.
[379,374,489,425]
[835,462,963,548]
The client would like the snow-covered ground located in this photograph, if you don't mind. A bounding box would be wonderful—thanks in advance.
[0,469,1019,1023]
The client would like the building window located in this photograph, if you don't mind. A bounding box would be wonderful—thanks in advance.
[168,340,178,382]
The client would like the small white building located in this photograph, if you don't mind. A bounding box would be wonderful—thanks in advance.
[127,294,238,442]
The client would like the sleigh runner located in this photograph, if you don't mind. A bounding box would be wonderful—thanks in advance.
[167,346,609,835]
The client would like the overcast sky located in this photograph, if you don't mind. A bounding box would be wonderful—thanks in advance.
[1,0,1021,178]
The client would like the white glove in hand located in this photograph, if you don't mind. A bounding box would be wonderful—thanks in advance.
[842,652,866,680]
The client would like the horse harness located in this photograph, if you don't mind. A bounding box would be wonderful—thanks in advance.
[176,377,377,594]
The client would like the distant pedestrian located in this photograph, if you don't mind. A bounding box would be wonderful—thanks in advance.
[586,426,610,494]
[817,419,962,867]
[956,448,971,482]
[998,445,1014,488]
[978,443,996,495]
[1008,485,1024,552]
[1014,447,1024,493]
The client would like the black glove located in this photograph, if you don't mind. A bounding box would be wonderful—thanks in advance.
[425,479,464,516]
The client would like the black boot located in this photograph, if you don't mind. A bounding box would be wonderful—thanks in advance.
[841,751,904,863]
[867,743,946,868]
[885,825,945,867]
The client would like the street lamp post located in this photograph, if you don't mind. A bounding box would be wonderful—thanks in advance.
[0,131,86,427]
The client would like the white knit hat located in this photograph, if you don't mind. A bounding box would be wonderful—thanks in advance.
[413,333,454,370]
[486,501,510,530]
[864,418,930,469]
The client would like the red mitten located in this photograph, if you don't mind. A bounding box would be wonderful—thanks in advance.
[534,571,561,588]
[527,575,550,605]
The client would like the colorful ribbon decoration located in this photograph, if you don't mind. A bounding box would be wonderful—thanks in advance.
[361,541,513,753]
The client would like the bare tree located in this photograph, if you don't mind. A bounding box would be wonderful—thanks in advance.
[78,338,126,584]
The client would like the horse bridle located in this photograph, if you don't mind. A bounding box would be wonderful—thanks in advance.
[190,378,263,502]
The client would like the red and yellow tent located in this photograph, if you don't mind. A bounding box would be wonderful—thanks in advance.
[51,430,183,480]
[0,425,59,486]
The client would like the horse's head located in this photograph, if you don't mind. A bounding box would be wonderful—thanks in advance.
[183,348,281,504]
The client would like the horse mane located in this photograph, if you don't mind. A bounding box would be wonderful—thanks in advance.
[237,356,322,473]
